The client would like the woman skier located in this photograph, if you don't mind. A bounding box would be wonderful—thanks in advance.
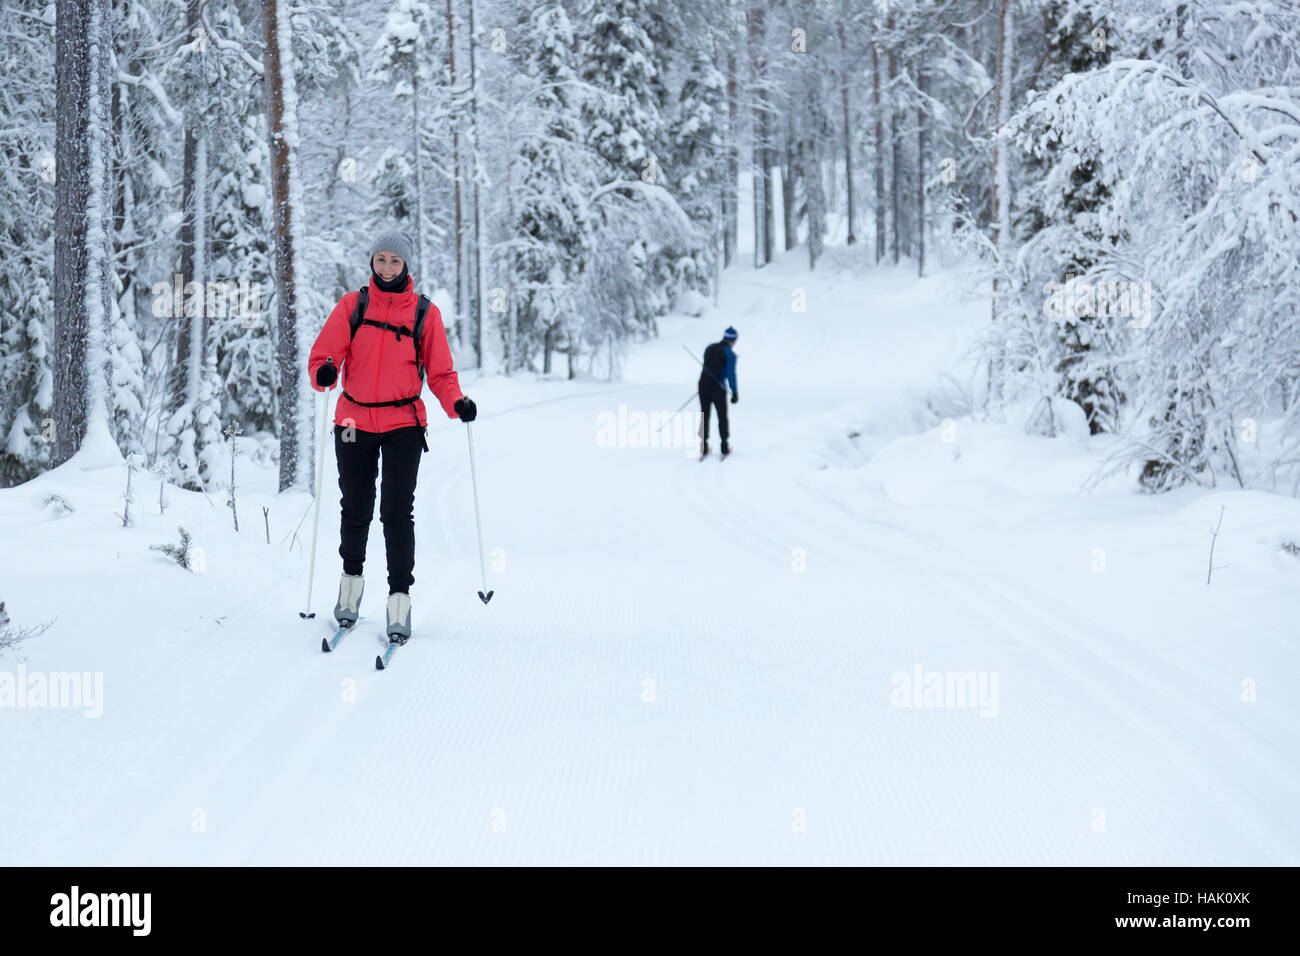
[307,231,477,645]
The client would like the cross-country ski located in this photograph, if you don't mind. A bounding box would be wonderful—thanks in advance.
[321,617,363,654]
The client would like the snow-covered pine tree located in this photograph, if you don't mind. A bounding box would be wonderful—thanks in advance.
[579,0,661,188]
[157,1,222,487]
[368,0,439,285]
[211,108,275,434]
[994,0,1300,490]
[513,2,594,375]
[669,36,727,295]
[106,0,176,464]
[578,0,666,336]
[168,1,215,438]
[110,0,184,472]
[639,0,695,310]
[109,294,147,459]
[293,0,366,300]
[194,339,224,488]
[1003,0,1123,435]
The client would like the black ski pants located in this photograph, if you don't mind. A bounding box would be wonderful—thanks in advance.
[335,424,424,594]
[699,386,729,445]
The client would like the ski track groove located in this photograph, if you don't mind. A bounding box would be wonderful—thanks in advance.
[105,611,343,863]
[939,571,1300,863]
[669,382,1299,864]
[979,572,1300,858]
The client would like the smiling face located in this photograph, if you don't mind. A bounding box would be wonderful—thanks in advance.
[372,251,405,282]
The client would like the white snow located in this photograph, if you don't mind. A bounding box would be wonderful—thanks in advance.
[2,254,1298,865]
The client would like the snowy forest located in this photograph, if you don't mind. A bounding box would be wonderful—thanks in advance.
[1,0,1298,495]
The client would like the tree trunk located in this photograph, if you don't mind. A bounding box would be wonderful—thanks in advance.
[185,0,207,410]
[467,0,484,367]
[53,0,113,467]
[806,119,824,270]
[53,0,92,465]
[504,87,517,374]
[111,28,138,443]
[839,18,855,245]
[190,136,207,407]
[748,2,765,268]
[762,110,776,264]
[445,0,463,344]
[782,109,797,251]
[262,0,304,490]
[169,0,207,418]
[916,65,927,277]
[887,14,900,265]
[413,69,426,286]
[1174,2,1191,78]
[871,21,885,265]
[989,0,1015,405]
[723,49,739,267]
[175,133,196,409]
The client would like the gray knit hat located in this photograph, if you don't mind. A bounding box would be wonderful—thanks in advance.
[369,230,414,267]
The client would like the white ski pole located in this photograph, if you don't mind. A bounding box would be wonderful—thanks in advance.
[465,421,493,604]
[301,371,334,619]
[657,389,701,439]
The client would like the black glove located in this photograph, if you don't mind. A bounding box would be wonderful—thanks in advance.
[730,392,738,404]
[454,396,478,422]
[315,360,338,388]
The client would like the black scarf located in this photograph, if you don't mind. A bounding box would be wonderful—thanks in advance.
[371,261,410,293]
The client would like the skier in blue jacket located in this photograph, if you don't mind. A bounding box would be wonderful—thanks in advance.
[698,327,738,458]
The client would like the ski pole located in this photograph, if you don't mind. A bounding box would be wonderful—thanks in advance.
[656,389,701,438]
[301,366,334,619]
[465,421,494,604]
[681,344,728,391]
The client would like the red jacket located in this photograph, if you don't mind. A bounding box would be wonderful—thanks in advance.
[307,275,463,432]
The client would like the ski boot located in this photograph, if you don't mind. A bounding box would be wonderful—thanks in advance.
[699,439,710,461]
[720,440,731,459]
[386,592,412,645]
[334,573,364,627]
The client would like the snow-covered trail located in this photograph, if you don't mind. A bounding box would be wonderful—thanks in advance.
[4,257,1298,865]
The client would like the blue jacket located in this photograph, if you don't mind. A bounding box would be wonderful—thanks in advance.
[722,344,737,393]
[700,342,738,394]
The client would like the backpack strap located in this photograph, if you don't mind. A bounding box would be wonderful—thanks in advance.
[413,294,431,383]
[348,286,428,362]
[348,286,368,339]
[340,392,420,408]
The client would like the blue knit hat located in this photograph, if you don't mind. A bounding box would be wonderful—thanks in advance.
[723,327,738,342]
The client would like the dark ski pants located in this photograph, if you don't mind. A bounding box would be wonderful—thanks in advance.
[335,424,424,594]
[699,388,729,445]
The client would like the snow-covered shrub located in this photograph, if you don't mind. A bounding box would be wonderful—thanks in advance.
[994,1,1300,493]
[0,601,52,654]
[40,493,73,518]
